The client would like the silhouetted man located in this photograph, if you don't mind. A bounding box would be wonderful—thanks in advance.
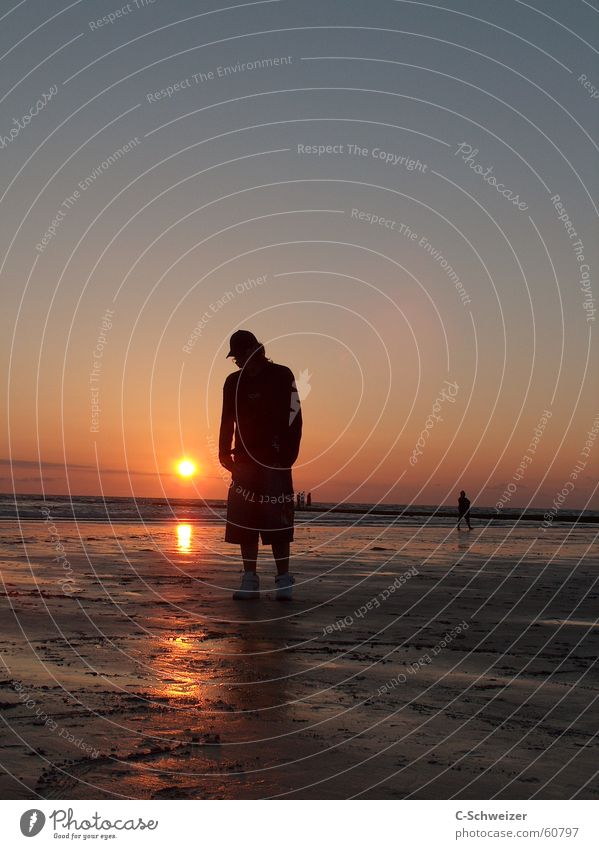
[219,330,302,600]
[457,490,472,530]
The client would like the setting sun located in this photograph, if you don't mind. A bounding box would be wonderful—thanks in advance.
[176,459,197,478]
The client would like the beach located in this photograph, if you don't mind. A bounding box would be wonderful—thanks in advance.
[0,515,597,800]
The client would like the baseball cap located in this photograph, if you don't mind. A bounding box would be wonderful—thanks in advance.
[226,329,259,358]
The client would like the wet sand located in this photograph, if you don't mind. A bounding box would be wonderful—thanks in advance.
[0,520,597,799]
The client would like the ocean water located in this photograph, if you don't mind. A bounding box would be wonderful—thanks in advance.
[0,493,596,527]
[1,516,596,580]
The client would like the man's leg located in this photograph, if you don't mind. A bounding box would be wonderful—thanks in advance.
[272,541,290,576]
[272,540,294,600]
[241,540,258,572]
[232,537,260,599]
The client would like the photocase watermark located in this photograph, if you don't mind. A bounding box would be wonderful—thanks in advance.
[350,208,471,306]
[88,0,158,30]
[146,56,293,103]
[183,274,268,354]
[290,369,309,424]
[78,136,141,190]
[550,193,595,322]
[48,808,158,833]
[409,380,459,465]
[229,483,295,505]
[11,681,99,758]
[20,809,46,837]
[40,505,81,594]
[415,234,471,306]
[323,565,419,635]
[495,409,552,511]
[577,73,599,100]
[1,85,58,151]
[89,308,115,433]
[454,142,528,211]
[298,142,428,172]
[36,138,141,254]
[540,413,599,530]
[376,620,469,695]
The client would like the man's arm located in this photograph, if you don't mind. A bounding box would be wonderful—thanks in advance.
[218,377,235,472]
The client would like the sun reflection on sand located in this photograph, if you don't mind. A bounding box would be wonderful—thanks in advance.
[176,523,192,551]
[153,635,207,700]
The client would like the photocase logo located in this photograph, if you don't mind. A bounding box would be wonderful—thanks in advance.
[20,810,46,837]
[290,368,311,424]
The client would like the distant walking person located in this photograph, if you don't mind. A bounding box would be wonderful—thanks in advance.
[306,492,312,508]
[457,490,472,530]
[219,330,302,600]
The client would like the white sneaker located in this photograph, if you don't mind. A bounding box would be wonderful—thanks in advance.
[232,572,260,600]
[275,573,295,601]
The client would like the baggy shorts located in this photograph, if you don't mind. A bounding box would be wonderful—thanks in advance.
[225,462,295,544]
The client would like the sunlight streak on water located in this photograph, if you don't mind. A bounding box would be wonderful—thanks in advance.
[176,523,192,552]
